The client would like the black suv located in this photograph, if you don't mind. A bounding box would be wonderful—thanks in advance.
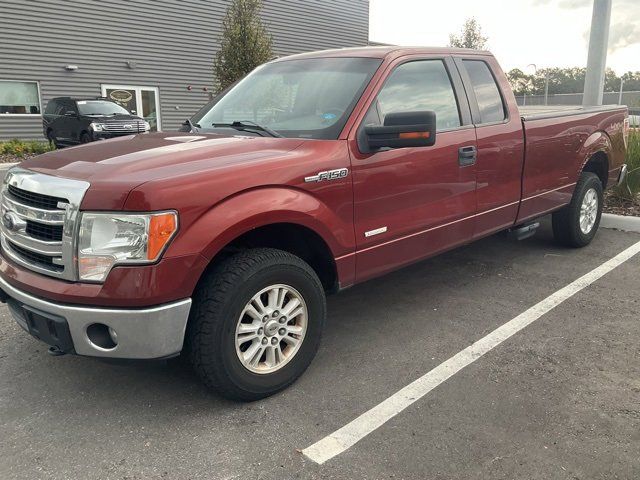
[43,97,150,147]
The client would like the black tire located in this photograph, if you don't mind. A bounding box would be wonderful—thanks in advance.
[187,248,326,401]
[46,130,60,149]
[552,172,603,248]
[80,132,92,143]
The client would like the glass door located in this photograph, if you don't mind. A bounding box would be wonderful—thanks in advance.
[101,85,161,131]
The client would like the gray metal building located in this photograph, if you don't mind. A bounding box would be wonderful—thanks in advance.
[0,0,369,140]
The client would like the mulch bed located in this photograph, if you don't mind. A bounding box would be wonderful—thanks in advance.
[0,154,36,163]
[603,190,640,217]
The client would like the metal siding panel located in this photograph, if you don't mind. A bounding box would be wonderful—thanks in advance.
[0,0,369,140]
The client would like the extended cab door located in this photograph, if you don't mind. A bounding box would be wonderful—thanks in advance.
[348,55,477,283]
[453,56,525,238]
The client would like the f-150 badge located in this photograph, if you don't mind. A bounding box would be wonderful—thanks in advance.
[304,168,349,183]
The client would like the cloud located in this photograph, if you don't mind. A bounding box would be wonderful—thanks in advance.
[535,0,640,52]
[609,19,640,50]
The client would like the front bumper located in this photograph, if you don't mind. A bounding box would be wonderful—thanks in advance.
[0,274,191,359]
[92,131,148,140]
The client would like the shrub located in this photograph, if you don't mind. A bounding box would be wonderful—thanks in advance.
[615,130,640,200]
[0,139,55,158]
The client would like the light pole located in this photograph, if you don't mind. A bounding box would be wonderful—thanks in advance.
[526,63,537,105]
[618,77,624,105]
[544,72,550,106]
[526,63,550,105]
[583,0,612,106]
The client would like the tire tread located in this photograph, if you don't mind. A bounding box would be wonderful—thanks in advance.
[187,248,324,401]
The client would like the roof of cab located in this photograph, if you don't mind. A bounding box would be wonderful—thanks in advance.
[271,46,492,62]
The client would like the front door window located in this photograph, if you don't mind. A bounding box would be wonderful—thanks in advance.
[101,85,161,131]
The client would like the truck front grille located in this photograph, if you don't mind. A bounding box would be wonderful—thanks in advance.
[6,243,64,272]
[0,168,90,281]
[7,184,67,210]
[26,222,63,242]
[103,120,146,134]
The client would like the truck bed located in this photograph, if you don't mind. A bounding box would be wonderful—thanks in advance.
[515,104,627,224]
[519,104,623,121]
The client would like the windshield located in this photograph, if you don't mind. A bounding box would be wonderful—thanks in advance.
[77,100,131,116]
[192,57,382,140]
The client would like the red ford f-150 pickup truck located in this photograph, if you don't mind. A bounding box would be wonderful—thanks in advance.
[0,47,629,400]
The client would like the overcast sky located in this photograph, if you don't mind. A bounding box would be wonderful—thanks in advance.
[369,0,640,74]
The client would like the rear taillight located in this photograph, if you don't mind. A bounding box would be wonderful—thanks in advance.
[623,115,629,149]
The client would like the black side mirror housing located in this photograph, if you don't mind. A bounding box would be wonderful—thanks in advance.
[359,111,436,153]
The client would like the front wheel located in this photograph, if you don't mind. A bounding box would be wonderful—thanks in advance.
[46,130,60,149]
[552,172,603,247]
[187,248,326,401]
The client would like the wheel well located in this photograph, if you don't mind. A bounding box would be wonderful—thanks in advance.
[583,151,608,188]
[207,223,338,292]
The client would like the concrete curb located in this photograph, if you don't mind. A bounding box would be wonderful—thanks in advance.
[601,213,640,233]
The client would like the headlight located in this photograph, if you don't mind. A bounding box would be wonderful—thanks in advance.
[77,211,178,282]
[143,121,151,131]
[90,122,105,131]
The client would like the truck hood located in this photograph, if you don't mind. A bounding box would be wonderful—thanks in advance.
[21,132,306,209]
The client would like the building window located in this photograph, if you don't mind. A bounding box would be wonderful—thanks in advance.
[0,81,41,115]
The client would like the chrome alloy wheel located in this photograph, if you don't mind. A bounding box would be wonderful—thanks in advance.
[579,187,598,234]
[235,284,308,374]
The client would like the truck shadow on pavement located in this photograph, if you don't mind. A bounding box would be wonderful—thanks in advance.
[2,218,621,417]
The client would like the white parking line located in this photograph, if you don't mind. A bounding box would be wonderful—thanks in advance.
[302,239,640,465]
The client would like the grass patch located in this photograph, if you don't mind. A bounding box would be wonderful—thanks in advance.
[0,139,56,158]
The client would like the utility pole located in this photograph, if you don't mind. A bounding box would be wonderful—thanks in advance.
[544,73,550,105]
[618,77,624,105]
[583,0,612,106]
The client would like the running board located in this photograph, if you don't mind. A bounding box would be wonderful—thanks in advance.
[507,222,540,241]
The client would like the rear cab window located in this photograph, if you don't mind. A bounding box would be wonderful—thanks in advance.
[462,60,506,124]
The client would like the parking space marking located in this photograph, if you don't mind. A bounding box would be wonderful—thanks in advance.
[302,239,640,465]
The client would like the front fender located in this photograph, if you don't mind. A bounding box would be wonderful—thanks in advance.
[170,184,355,262]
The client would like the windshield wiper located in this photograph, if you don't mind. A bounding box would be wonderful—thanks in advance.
[212,120,282,138]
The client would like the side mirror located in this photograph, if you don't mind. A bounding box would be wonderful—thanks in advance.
[360,111,436,153]
[64,110,77,116]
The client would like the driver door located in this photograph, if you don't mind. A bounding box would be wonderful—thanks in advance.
[349,56,478,283]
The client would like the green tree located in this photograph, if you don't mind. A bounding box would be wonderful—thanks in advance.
[448,18,488,50]
[507,68,535,96]
[213,0,273,93]
[507,66,640,97]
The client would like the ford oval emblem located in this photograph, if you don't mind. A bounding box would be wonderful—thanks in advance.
[2,212,14,231]
[123,124,132,129]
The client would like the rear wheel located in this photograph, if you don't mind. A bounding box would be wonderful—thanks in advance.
[187,248,326,401]
[552,172,603,247]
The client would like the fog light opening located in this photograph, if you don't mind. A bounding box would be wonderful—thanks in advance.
[86,323,118,350]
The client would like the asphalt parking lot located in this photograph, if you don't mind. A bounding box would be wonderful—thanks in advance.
[1,218,639,480]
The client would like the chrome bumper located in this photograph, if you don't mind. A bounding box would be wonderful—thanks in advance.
[618,164,628,186]
[0,275,191,359]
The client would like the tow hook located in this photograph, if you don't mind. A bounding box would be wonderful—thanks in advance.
[47,346,67,357]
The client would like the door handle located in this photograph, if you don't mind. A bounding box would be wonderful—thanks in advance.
[458,146,477,167]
